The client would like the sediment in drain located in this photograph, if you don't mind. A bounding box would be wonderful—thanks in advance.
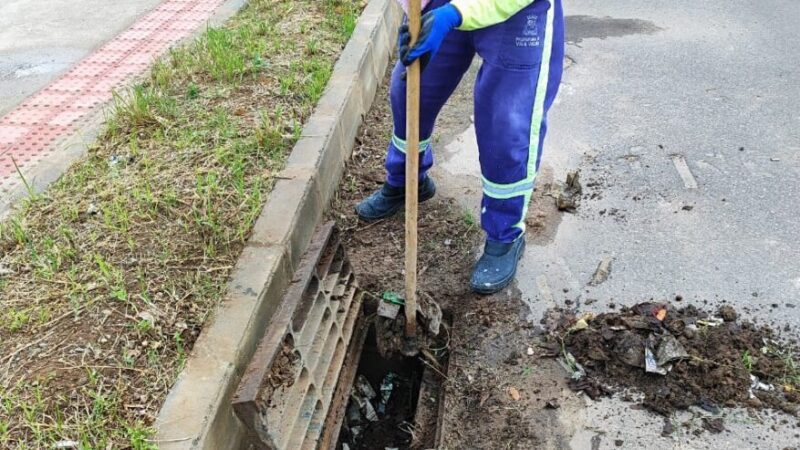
[336,323,449,450]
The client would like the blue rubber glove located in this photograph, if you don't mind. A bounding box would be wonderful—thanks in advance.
[398,4,462,72]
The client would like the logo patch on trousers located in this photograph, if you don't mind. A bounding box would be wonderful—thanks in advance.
[515,14,541,48]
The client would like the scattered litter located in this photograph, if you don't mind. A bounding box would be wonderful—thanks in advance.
[644,339,667,375]
[382,291,404,305]
[86,203,99,215]
[356,375,377,399]
[589,257,612,286]
[749,374,775,398]
[527,347,535,356]
[377,373,396,415]
[377,291,403,320]
[697,317,724,327]
[349,376,379,423]
[616,331,645,368]
[363,401,378,422]
[560,351,587,380]
[54,441,79,449]
[342,444,350,450]
[444,238,452,246]
[507,386,521,401]
[347,401,362,422]
[769,157,780,162]
[545,399,560,409]
[420,292,443,335]
[655,335,689,366]
[556,170,582,212]
[568,318,589,334]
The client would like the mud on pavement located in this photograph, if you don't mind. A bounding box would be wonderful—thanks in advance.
[543,304,800,423]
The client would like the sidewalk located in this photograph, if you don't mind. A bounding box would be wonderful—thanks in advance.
[0,0,239,218]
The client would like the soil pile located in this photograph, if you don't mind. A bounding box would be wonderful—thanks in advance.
[545,303,800,419]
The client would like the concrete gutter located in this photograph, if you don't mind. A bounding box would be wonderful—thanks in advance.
[154,0,401,448]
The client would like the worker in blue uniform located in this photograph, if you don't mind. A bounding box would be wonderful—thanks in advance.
[357,0,565,294]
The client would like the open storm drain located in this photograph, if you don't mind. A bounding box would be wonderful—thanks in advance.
[233,222,449,450]
[335,321,448,450]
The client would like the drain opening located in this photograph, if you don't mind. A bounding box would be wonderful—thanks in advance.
[335,322,449,450]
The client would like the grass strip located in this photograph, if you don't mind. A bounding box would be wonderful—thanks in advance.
[0,0,362,447]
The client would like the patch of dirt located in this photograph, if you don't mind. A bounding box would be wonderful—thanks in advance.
[262,336,300,407]
[556,170,582,212]
[544,303,800,424]
[523,165,564,246]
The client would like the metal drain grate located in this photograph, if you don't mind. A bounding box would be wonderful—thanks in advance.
[233,222,364,450]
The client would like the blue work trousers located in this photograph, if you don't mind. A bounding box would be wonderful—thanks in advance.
[385,0,564,243]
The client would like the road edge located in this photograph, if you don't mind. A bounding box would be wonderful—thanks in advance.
[153,0,400,448]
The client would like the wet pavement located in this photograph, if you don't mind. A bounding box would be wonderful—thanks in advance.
[430,0,800,447]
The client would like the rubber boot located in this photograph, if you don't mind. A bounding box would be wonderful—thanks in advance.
[355,177,436,222]
[470,237,526,294]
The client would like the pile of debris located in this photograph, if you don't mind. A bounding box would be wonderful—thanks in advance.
[543,303,800,421]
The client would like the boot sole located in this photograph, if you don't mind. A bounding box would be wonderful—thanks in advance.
[470,239,526,295]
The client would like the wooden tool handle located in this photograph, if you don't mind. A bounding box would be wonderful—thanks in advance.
[404,0,422,339]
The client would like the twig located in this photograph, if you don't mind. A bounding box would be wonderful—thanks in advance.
[420,347,443,371]
[356,218,387,232]
[39,306,84,329]
[59,364,147,374]
[419,354,449,381]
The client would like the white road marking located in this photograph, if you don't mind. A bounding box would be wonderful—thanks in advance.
[671,155,698,189]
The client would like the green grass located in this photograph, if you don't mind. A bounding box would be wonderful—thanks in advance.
[742,350,754,372]
[0,0,362,446]
[462,208,477,228]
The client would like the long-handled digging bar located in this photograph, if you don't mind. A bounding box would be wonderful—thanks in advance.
[402,0,422,357]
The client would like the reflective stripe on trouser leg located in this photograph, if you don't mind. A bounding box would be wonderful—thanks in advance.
[472,0,563,243]
[384,25,475,187]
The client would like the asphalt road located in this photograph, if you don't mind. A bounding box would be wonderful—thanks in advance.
[0,0,162,116]
[430,0,800,447]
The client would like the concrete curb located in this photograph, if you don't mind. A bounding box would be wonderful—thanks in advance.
[154,0,401,448]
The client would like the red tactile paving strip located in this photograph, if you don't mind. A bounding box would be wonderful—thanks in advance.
[0,0,227,182]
